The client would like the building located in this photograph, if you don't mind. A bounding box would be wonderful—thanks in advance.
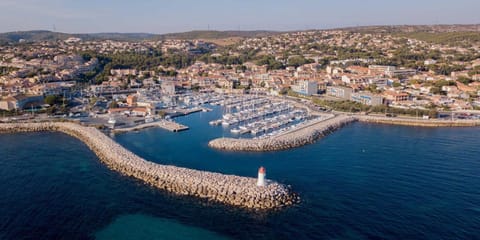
[341,75,370,85]
[161,81,176,95]
[383,91,409,103]
[456,81,477,93]
[424,59,437,65]
[368,78,389,88]
[351,92,384,106]
[368,65,396,75]
[291,80,318,96]
[0,95,43,110]
[110,69,137,77]
[385,68,417,77]
[472,74,480,81]
[131,107,150,117]
[65,37,82,43]
[326,86,353,100]
[126,95,138,107]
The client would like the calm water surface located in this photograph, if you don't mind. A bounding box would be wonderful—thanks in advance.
[0,108,479,239]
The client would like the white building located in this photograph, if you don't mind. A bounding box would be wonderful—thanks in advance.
[424,59,437,65]
[291,80,318,96]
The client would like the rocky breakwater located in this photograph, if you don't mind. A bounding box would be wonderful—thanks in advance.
[209,115,356,152]
[0,122,297,210]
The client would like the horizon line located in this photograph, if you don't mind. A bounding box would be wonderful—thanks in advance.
[1,23,479,36]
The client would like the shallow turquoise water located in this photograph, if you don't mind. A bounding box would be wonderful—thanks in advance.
[96,214,230,240]
[0,108,479,239]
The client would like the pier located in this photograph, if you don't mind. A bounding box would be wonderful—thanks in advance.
[0,122,297,210]
[112,120,189,133]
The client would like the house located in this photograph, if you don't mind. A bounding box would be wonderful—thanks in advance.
[456,81,477,93]
[472,74,480,81]
[110,69,137,77]
[0,94,43,110]
[126,95,137,107]
[368,65,395,76]
[383,91,409,103]
[326,86,353,100]
[351,92,384,106]
[131,107,150,117]
[346,66,369,75]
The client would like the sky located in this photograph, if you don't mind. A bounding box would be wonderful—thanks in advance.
[0,0,479,34]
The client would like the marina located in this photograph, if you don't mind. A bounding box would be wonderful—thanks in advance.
[85,92,331,143]
[208,96,322,140]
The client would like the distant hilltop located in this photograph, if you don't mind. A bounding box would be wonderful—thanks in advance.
[339,24,480,33]
[0,30,279,43]
[0,24,479,43]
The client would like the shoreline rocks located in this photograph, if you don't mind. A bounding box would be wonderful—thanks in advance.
[208,115,356,152]
[0,122,298,210]
[357,116,480,127]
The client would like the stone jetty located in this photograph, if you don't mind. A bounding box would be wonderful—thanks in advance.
[0,122,297,210]
[209,115,356,152]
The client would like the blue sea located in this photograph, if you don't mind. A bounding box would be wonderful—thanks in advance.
[0,108,479,239]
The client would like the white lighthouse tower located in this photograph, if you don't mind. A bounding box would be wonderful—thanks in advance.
[257,166,266,187]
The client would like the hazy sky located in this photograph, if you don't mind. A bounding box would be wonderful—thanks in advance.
[0,0,479,33]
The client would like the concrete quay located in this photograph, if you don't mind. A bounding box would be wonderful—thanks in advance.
[113,120,189,133]
[0,122,297,210]
[209,115,356,152]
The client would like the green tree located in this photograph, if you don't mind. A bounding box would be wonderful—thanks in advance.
[109,101,119,108]
[44,95,60,105]
[287,56,314,68]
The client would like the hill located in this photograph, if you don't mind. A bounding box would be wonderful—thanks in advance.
[339,24,480,34]
[157,30,278,40]
[340,24,480,46]
[0,30,279,43]
[0,30,72,43]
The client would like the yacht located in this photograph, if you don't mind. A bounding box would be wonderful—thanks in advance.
[108,117,116,125]
[230,128,241,134]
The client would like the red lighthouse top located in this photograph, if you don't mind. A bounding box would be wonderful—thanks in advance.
[258,166,266,174]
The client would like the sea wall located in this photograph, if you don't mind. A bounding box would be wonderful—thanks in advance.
[208,115,356,152]
[357,116,480,127]
[0,122,297,210]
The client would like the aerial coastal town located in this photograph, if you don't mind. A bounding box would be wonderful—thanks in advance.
[1,25,480,135]
[1,0,480,237]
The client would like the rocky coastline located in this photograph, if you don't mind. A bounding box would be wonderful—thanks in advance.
[357,116,480,127]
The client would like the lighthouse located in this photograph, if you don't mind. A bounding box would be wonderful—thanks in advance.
[257,166,266,187]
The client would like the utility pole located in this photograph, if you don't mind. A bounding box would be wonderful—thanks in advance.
[62,91,66,110]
